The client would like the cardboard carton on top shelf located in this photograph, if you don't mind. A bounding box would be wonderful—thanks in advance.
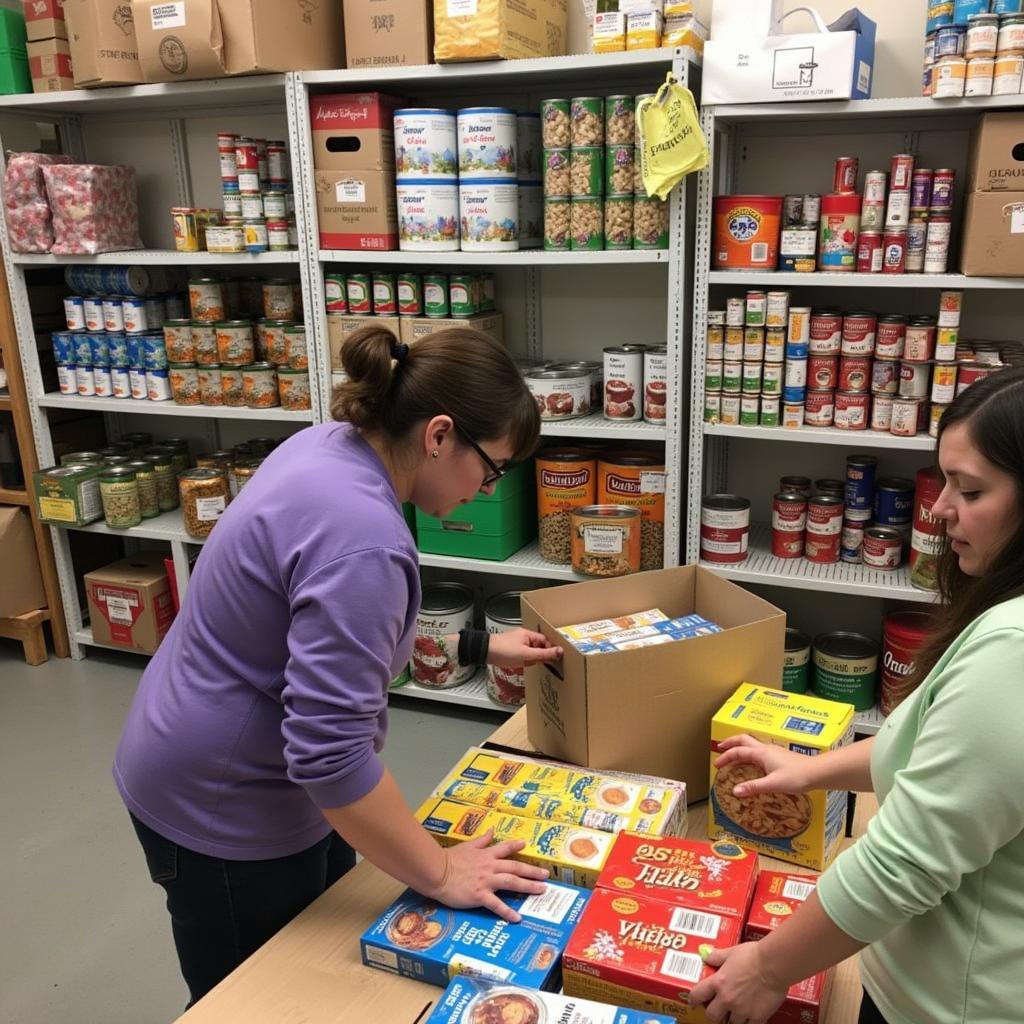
[959,191,1024,278]
[522,565,785,801]
[0,507,46,619]
[309,92,405,173]
[64,0,143,87]
[24,0,67,43]
[967,112,1024,192]
[342,0,431,70]
[84,550,175,653]
[434,0,567,63]
[27,36,74,92]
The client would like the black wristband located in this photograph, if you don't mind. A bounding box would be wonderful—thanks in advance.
[458,628,490,666]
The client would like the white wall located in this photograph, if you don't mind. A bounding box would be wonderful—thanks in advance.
[568,1,927,99]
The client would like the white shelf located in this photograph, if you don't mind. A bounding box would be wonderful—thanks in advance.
[708,271,1022,290]
[391,670,513,714]
[13,250,299,266]
[701,525,939,603]
[0,74,287,116]
[320,249,670,266]
[542,412,667,440]
[37,392,313,422]
[303,48,696,90]
[419,540,585,582]
[854,705,885,736]
[71,508,206,545]
[704,423,935,451]
[711,94,1024,124]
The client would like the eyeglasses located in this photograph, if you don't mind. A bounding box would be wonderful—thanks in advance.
[453,422,506,488]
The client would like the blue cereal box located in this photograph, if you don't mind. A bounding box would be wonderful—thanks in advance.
[425,976,676,1024]
[360,882,590,990]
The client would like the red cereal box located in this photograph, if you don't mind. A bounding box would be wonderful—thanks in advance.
[769,969,832,1024]
[563,887,742,1023]
[744,871,818,941]
[597,833,758,924]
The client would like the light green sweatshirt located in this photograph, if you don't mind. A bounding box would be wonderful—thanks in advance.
[817,594,1024,1024]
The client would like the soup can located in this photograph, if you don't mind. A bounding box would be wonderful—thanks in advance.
[783,629,812,693]
[804,389,835,427]
[780,475,812,497]
[863,526,904,570]
[839,356,871,393]
[808,310,841,354]
[871,359,899,395]
[842,312,877,356]
[881,611,933,715]
[871,394,894,431]
[772,492,807,558]
[413,583,475,688]
[604,346,644,420]
[643,347,668,423]
[485,591,526,707]
[910,466,946,590]
[900,362,931,399]
[812,632,879,711]
[875,316,907,360]
[804,495,843,563]
[875,477,916,531]
[700,494,750,564]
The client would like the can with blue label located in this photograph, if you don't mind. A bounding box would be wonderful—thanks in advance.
[874,476,915,532]
[143,335,168,371]
[83,297,104,332]
[954,0,990,22]
[51,331,76,364]
[122,297,148,334]
[63,296,85,331]
[927,1,955,33]
[107,333,129,367]
[76,333,96,365]
[102,296,124,333]
[935,24,967,55]
[65,266,105,295]
[782,386,806,404]
[994,0,1023,13]
[111,367,131,399]
[845,454,878,511]
[57,364,76,395]
[89,333,110,368]
[129,367,147,400]
[785,340,809,360]
[100,266,150,297]
[146,368,172,401]
[126,334,143,369]
[75,365,96,397]
[93,366,113,398]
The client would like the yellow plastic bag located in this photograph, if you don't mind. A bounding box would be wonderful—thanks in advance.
[638,72,709,200]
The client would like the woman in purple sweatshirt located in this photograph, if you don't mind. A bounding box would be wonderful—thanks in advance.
[114,323,562,1005]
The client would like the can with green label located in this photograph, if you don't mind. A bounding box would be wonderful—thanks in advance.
[424,274,449,318]
[760,394,781,427]
[783,628,812,693]
[397,272,422,316]
[544,198,571,251]
[570,197,604,251]
[480,272,495,311]
[812,631,878,710]
[449,274,477,317]
[570,147,604,197]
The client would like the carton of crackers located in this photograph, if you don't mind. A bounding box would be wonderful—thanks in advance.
[597,833,758,925]
[709,685,854,871]
[563,887,742,1023]
[745,871,818,941]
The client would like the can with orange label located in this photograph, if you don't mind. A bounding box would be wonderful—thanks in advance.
[713,195,783,270]
[598,453,666,572]
[536,448,596,565]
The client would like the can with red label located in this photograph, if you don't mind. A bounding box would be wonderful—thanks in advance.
[904,318,937,362]
[834,390,870,430]
[872,394,894,431]
[861,170,887,231]
[701,494,751,564]
[839,355,871,392]
[808,354,838,389]
[809,310,842,354]
[804,495,844,562]
[900,361,931,398]
[772,492,807,558]
[891,396,925,436]
[881,610,933,715]
[857,232,883,273]
[911,169,934,210]
[804,389,836,427]
[842,312,877,355]
[871,359,899,394]
[875,316,907,359]
[863,526,904,570]
[931,169,956,211]
[957,361,999,395]
[890,153,915,191]
[882,228,907,273]
[906,216,928,273]
[834,156,859,194]
[910,466,945,591]
[932,362,958,403]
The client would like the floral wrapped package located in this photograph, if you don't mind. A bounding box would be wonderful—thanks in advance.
[41,164,143,254]
[3,153,73,253]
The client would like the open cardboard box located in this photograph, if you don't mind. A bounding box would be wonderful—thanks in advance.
[522,565,784,800]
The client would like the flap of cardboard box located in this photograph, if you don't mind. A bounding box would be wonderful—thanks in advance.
[968,112,1024,192]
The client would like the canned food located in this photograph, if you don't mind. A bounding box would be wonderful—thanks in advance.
[704,392,722,424]
[129,367,147,400]
[570,97,604,148]
[772,492,807,558]
[634,196,669,249]
[803,389,835,427]
[605,145,634,197]
[571,504,642,578]
[760,394,781,426]
[605,195,634,249]
[423,274,449,317]
[197,364,222,405]
[784,357,807,389]
[372,272,398,315]
[856,232,883,273]
[993,53,1024,92]
[871,359,899,395]
[782,402,805,428]
[215,321,255,366]
[833,155,859,194]
[643,347,668,423]
[839,355,871,393]
[875,477,916,530]
[809,311,841,354]
[347,273,372,315]
[604,95,635,145]
[724,328,744,362]
[220,365,245,407]
[242,362,279,409]
[705,361,724,392]
[745,291,767,327]
[812,632,878,711]
[891,397,925,437]
[169,362,200,406]
[841,517,866,563]
[278,368,311,411]
[834,390,869,429]
[192,322,218,365]
[598,453,666,572]
[483,592,527,708]
[413,583,475,689]
[783,629,812,693]
[905,319,937,363]
[122,298,147,335]
[881,610,933,715]
[863,526,904,570]
[882,228,908,273]
[808,354,838,390]
[900,361,931,398]
[146,368,172,402]
[604,346,643,420]
[458,106,517,179]
[541,98,571,148]
[875,316,907,360]
[910,466,945,591]
[142,335,167,371]
[818,192,860,271]
[742,362,763,395]
[931,362,958,404]
[779,226,817,272]
[325,274,347,314]
[780,475,812,497]
[842,313,877,356]
[740,395,760,425]
[804,495,843,563]
[762,363,784,395]
[189,278,225,322]
[570,196,604,251]
[998,13,1024,52]
[765,328,786,363]
[700,494,750,564]
[528,368,591,420]
[965,55,996,94]
[764,292,789,329]
[924,215,952,273]
[744,327,765,362]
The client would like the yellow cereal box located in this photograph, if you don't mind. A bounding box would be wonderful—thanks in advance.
[417,797,613,888]
[434,0,568,63]
[437,748,687,837]
[709,684,854,871]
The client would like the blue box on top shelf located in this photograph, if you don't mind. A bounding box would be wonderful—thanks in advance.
[360,881,589,990]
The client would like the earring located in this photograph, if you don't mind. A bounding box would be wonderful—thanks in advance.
[431,450,439,459]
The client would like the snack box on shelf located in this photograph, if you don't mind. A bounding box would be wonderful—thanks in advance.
[424,976,676,1024]
[745,871,818,941]
[596,833,758,925]
[360,882,589,990]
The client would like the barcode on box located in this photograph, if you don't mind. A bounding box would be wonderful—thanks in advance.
[660,950,704,984]
[783,878,816,902]
[668,907,721,940]
[751,242,769,263]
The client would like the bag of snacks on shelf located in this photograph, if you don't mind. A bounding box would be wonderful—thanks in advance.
[637,72,708,200]
[3,153,73,253]
[41,163,143,255]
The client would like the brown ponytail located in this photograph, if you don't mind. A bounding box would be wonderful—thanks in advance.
[331,322,540,461]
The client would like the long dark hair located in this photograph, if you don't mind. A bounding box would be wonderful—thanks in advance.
[910,365,1024,683]
[331,322,539,462]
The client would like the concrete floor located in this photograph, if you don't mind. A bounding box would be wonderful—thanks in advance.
[0,640,503,1024]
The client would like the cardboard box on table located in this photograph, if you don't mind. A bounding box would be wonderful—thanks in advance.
[0,507,46,618]
[703,3,875,105]
[84,550,175,653]
[64,0,142,86]
[961,112,1024,277]
[522,565,785,801]
[343,0,431,69]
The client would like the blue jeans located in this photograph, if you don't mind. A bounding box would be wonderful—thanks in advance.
[130,814,355,1006]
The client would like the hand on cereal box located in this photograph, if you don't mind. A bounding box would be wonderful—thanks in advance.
[689,941,788,1024]
[487,628,562,669]
[714,734,816,797]
[435,829,550,924]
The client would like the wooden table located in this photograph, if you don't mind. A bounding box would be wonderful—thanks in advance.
[179,710,873,1023]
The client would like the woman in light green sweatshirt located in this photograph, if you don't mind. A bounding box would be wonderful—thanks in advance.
[691,366,1024,1024]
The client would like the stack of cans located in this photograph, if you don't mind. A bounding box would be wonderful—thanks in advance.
[217,133,295,253]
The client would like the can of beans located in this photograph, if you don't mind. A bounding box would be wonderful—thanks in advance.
[804,495,843,562]
[875,316,907,359]
[881,610,933,715]
[789,307,812,345]
[871,359,899,395]
[834,390,869,430]
[856,231,883,273]
[604,346,644,420]
[875,477,915,533]
[783,628,813,693]
[535,448,596,564]
[700,494,751,564]
[724,327,744,362]
[863,526,904,569]
[744,291,766,326]
[900,361,931,398]
[804,389,835,427]
[765,328,786,363]
[704,393,722,423]
[705,361,724,392]
[809,310,842,354]
[370,272,397,315]
[742,361,763,395]
[740,395,760,425]
[397,272,423,316]
[707,324,725,361]
[347,273,372,315]
[812,632,879,710]
[882,228,908,273]
[808,354,838,389]
[720,394,741,425]
[838,355,871,393]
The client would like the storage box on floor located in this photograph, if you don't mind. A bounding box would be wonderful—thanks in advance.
[85,551,175,653]
[130,0,344,83]
[522,566,785,800]
[343,0,431,69]
[433,0,567,63]
[961,112,1024,277]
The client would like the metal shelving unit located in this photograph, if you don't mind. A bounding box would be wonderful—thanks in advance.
[11,250,300,266]
[36,393,314,421]
[540,412,666,441]
[319,249,670,266]
[393,670,512,714]
[708,270,1020,290]
[419,541,583,583]
[703,423,935,450]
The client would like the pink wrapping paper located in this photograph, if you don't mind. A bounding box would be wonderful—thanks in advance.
[3,153,74,253]
[41,164,143,255]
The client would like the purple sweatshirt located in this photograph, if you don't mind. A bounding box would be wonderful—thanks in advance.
[114,423,421,859]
